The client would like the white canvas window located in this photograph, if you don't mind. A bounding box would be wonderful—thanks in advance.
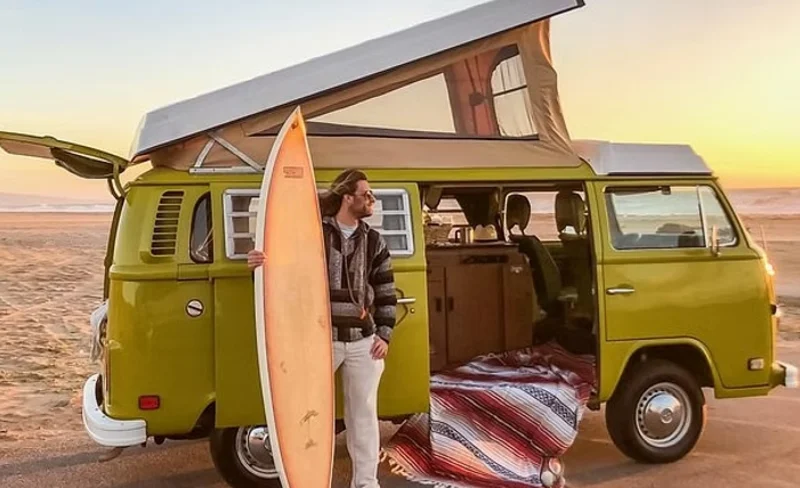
[491,53,535,137]
[222,188,415,259]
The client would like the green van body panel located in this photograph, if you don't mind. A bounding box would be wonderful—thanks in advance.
[96,165,781,438]
[598,338,721,400]
[208,181,431,427]
[589,179,776,400]
[105,185,216,434]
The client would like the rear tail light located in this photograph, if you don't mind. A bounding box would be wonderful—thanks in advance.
[139,395,161,410]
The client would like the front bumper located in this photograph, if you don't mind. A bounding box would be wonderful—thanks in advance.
[771,361,799,389]
[82,374,147,447]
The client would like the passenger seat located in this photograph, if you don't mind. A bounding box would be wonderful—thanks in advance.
[555,190,594,324]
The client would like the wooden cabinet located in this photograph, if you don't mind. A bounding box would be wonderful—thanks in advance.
[426,244,534,371]
[445,263,504,364]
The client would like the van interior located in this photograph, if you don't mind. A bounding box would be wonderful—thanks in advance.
[419,182,598,374]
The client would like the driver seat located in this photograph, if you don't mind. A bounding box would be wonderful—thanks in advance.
[506,194,563,318]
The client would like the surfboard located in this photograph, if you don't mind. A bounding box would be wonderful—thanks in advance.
[253,106,334,487]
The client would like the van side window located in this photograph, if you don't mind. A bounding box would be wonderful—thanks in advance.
[370,189,415,256]
[190,193,213,263]
[223,188,415,259]
[605,186,707,250]
[222,189,259,259]
[318,188,415,257]
[699,186,737,246]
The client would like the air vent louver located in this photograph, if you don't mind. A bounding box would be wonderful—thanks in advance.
[150,191,184,256]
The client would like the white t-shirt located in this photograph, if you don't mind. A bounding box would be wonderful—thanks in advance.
[338,221,357,239]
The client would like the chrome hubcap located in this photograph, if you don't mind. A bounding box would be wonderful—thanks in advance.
[635,382,691,449]
[234,426,278,479]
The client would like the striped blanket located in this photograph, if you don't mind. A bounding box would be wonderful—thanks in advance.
[382,341,596,488]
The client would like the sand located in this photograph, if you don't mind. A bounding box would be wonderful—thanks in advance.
[0,212,797,446]
[740,215,800,339]
[0,213,109,443]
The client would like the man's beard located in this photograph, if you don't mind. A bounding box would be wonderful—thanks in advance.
[354,205,373,218]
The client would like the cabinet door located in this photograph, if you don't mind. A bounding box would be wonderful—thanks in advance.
[445,264,504,364]
[427,266,448,372]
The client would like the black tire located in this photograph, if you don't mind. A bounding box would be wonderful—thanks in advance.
[209,427,281,488]
[606,359,706,464]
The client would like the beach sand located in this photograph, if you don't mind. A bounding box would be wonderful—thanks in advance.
[0,212,797,446]
[740,215,800,339]
[0,213,109,444]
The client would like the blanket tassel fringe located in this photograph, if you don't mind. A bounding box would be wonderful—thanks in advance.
[379,449,481,488]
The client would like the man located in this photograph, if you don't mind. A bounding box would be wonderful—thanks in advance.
[248,168,396,488]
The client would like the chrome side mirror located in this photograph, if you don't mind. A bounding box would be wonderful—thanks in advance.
[710,225,720,257]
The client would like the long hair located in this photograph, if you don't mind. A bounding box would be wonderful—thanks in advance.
[319,169,368,217]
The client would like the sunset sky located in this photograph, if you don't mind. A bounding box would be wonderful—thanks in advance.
[1,0,798,201]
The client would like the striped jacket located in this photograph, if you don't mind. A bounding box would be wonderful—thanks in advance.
[322,216,397,343]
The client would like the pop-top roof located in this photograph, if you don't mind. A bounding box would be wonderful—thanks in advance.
[130,0,585,159]
[573,140,713,176]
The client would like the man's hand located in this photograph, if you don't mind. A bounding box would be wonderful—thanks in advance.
[247,250,265,270]
[371,336,388,360]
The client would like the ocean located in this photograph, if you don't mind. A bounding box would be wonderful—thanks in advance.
[0,203,116,213]
[464,188,800,217]
[0,188,798,215]
[724,188,800,216]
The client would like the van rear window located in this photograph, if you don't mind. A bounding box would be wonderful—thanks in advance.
[190,193,213,263]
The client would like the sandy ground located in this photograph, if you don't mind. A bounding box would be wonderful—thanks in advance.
[0,213,109,443]
[1,343,799,487]
[740,215,800,339]
[0,212,798,471]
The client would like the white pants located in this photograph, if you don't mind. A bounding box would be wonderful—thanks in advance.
[333,336,385,488]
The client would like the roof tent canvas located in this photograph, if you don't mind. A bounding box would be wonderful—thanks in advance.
[135,0,586,171]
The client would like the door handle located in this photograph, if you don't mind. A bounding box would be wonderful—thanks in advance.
[397,297,416,305]
[606,287,635,295]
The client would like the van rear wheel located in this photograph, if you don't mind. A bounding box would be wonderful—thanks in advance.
[606,359,706,464]
[209,426,281,488]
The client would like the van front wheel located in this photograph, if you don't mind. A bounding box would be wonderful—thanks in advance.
[606,359,706,464]
[209,426,281,488]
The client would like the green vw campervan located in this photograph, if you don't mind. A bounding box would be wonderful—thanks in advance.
[1,1,795,487]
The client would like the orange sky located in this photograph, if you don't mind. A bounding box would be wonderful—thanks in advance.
[1,0,798,201]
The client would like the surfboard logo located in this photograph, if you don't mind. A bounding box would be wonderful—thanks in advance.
[283,166,304,178]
